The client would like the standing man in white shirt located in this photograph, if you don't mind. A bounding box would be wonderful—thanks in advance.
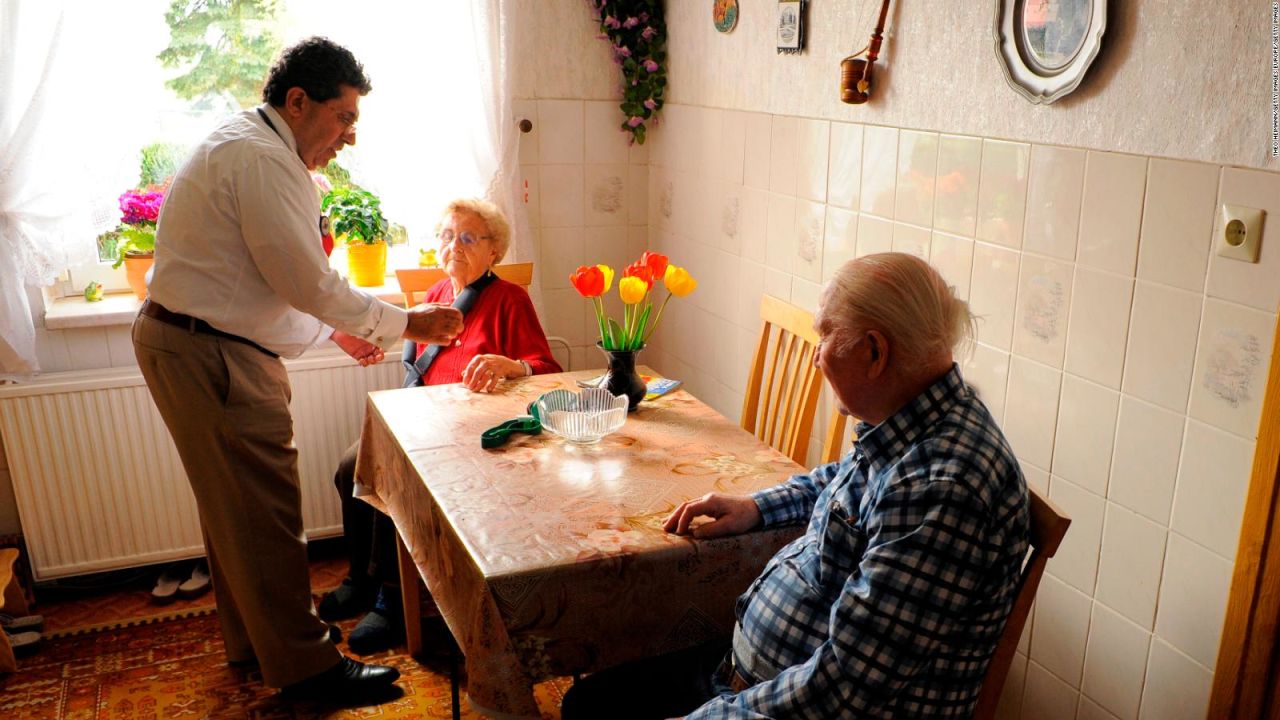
[131,37,462,702]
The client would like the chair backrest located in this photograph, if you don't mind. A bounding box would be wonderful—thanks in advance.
[395,262,535,309]
[821,410,856,465]
[740,295,824,467]
[971,485,1072,719]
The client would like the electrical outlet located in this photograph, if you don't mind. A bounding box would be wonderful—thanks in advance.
[1217,204,1264,263]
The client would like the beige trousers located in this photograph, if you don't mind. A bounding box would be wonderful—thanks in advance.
[132,313,340,687]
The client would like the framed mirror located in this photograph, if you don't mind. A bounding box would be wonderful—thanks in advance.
[995,0,1106,104]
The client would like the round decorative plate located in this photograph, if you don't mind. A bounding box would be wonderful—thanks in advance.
[713,0,739,33]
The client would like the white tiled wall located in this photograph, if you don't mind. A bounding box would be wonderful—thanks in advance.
[643,104,1280,720]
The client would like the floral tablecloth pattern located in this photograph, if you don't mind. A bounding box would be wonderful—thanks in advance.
[354,370,805,718]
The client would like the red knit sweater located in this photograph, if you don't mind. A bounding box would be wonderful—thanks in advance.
[415,277,561,385]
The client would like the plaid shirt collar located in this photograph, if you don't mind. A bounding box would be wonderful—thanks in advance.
[853,364,967,470]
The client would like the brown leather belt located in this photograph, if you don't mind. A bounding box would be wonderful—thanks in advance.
[140,299,279,359]
[729,667,753,693]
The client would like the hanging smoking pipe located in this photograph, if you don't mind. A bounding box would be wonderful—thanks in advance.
[840,0,892,104]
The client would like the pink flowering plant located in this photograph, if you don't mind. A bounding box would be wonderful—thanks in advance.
[110,188,164,268]
[589,0,667,144]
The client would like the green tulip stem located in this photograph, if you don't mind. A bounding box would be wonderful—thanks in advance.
[643,292,673,343]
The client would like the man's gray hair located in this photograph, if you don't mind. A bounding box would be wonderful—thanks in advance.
[436,198,511,263]
[823,253,974,367]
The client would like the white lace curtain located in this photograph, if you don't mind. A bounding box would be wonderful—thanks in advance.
[0,0,529,381]
[0,1,160,381]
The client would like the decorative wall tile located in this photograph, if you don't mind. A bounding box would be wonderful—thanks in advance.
[537,99,584,164]
[1138,639,1213,720]
[765,193,797,269]
[929,231,974,300]
[1154,532,1232,670]
[1188,299,1275,439]
[1136,159,1218,293]
[970,242,1021,350]
[933,134,982,237]
[584,100,629,164]
[735,261,766,331]
[860,125,899,218]
[1108,396,1184,525]
[718,110,749,185]
[739,186,769,263]
[1048,477,1106,594]
[1078,152,1146,276]
[715,182,744,255]
[542,288,587,346]
[855,214,894,257]
[1122,281,1202,413]
[1082,602,1152,720]
[1030,575,1092,687]
[1004,355,1062,469]
[584,164,628,227]
[977,139,1030,250]
[1207,167,1280,312]
[1064,267,1135,390]
[1096,502,1168,630]
[1052,375,1119,496]
[894,130,938,227]
[891,223,931,259]
[796,118,830,202]
[1023,144,1086,260]
[793,200,825,282]
[628,164,648,226]
[764,267,792,302]
[822,206,857,283]
[1171,419,1253,560]
[769,115,799,195]
[743,113,772,190]
[1013,255,1074,368]
[827,122,863,210]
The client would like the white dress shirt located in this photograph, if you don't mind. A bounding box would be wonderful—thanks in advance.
[148,105,407,358]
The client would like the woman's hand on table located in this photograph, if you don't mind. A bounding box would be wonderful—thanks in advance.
[663,493,763,539]
[462,354,522,393]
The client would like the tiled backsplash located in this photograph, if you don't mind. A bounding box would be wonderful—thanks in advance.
[621,101,1279,720]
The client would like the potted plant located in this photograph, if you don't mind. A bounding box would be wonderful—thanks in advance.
[322,188,389,287]
[111,189,164,299]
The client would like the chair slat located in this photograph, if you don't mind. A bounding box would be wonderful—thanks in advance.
[740,295,825,466]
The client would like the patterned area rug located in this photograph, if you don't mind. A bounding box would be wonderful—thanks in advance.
[0,609,570,719]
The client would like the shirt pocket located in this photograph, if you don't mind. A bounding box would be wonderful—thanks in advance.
[817,502,866,588]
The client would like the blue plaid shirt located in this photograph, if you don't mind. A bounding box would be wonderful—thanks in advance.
[690,365,1028,719]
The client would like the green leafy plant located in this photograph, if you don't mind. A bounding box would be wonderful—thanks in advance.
[139,142,188,187]
[158,0,283,109]
[109,189,164,268]
[589,0,667,145]
[321,188,389,245]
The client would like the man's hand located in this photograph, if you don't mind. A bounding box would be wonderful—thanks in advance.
[663,493,763,539]
[332,330,385,367]
[405,303,463,345]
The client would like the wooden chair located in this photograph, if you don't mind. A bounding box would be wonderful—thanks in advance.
[972,485,1072,719]
[395,262,534,309]
[821,410,856,465]
[740,295,824,467]
[0,548,31,672]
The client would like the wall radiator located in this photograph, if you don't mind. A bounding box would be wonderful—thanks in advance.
[0,352,402,580]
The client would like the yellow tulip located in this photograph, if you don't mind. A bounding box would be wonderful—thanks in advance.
[598,264,615,292]
[663,265,697,297]
[619,276,647,304]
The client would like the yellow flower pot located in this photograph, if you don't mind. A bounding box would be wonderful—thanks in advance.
[346,241,387,287]
[123,252,155,300]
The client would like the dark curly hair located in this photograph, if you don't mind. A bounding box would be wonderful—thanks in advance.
[261,36,372,106]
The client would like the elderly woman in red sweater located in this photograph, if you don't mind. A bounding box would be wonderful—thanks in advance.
[323,198,560,653]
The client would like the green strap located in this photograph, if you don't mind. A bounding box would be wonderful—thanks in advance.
[480,416,542,449]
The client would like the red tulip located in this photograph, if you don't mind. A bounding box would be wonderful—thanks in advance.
[570,265,606,298]
[640,251,668,280]
[623,261,654,290]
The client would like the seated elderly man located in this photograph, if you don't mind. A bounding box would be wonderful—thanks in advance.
[562,253,1030,719]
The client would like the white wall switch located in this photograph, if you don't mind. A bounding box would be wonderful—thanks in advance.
[1217,204,1265,263]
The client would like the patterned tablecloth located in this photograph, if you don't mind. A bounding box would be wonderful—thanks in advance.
[354,369,805,718]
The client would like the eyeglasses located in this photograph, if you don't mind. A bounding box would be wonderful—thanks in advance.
[314,97,358,134]
[438,229,492,247]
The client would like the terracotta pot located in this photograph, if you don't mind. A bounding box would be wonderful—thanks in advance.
[123,253,154,300]
[346,241,387,287]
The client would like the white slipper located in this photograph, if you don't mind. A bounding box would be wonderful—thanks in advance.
[0,613,43,634]
[9,630,40,657]
[152,564,185,604]
[178,560,211,599]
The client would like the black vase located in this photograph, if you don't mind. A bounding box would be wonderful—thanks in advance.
[598,343,647,412]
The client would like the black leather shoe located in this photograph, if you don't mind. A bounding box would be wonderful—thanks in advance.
[280,657,400,701]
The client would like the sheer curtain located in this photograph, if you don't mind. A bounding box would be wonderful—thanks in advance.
[282,0,532,264]
[0,1,166,380]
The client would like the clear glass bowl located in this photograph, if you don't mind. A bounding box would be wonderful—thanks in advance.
[535,388,628,444]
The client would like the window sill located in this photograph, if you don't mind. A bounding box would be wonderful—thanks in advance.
[43,281,408,330]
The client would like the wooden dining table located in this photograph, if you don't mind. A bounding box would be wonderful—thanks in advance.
[352,368,806,718]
